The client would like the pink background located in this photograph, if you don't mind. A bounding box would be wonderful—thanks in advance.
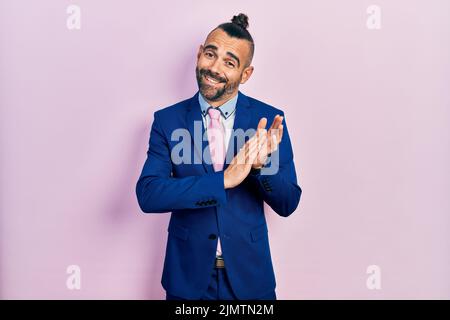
[1,0,449,299]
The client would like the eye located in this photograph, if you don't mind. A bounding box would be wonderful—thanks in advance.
[204,51,214,58]
[226,61,235,68]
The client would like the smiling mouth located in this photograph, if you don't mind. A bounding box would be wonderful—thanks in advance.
[204,74,223,85]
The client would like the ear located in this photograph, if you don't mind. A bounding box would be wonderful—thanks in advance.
[240,65,254,84]
[197,45,203,60]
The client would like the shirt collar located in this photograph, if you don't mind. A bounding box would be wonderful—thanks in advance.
[198,92,238,120]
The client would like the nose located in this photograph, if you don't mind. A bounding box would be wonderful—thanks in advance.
[209,58,222,77]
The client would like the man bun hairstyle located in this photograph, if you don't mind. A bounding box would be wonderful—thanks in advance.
[215,13,255,67]
[231,13,249,29]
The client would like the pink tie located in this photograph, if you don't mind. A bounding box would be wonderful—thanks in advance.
[207,108,225,172]
[207,107,225,257]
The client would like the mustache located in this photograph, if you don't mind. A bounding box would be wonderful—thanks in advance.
[199,69,226,83]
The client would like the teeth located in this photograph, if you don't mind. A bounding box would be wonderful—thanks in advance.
[205,75,219,84]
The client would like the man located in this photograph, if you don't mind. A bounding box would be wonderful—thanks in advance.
[136,13,302,300]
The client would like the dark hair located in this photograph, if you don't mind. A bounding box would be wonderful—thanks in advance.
[215,13,255,67]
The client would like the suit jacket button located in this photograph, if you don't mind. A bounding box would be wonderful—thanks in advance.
[208,234,217,240]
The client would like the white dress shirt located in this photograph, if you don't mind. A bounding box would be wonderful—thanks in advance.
[198,92,238,257]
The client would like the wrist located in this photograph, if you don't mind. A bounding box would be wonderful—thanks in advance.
[224,172,233,189]
[250,167,262,176]
[252,165,263,171]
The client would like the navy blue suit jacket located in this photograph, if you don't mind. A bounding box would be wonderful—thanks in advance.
[136,90,302,299]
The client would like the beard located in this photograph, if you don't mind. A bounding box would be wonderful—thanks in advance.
[195,67,241,102]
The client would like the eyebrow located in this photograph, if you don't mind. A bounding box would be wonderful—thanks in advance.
[204,44,241,68]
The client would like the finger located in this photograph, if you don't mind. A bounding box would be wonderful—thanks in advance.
[258,131,267,146]
[270,126,282,146]
[257,129,267,148]
[253,135,264,152]
[278,124,284,144]
[257,127,267,137]
[268,115,278,131]
[240,132,265,164]
[269,115,283,131]
[257,140,268,163]
[245,134,258,148]
[268,118,284,151]
[278,115,284,125]
[249,136,258,149]
[269,133,278,153]
[268,116,283,145]
[239,139,255,161]
[257,117,267,131]
[271,116,283,135]
[248,138,260,155]
[243,144,259,165]
[248,144,260,164]
[261,137,269,153]
[242,138,258,163]
[241,137,257,154]
[247,139,260,159]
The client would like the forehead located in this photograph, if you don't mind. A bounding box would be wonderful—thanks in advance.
[204,28,250,60]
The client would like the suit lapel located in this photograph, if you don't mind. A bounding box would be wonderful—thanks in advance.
[186,91,214,174]
[223,91,252,171]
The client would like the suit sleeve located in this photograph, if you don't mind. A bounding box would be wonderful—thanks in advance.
[136,111,227,213]
[247,113,302,217]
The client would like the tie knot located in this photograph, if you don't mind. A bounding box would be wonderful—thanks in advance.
[208,107,221,120]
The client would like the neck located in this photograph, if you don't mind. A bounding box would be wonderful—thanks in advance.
[203,90,238,107]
